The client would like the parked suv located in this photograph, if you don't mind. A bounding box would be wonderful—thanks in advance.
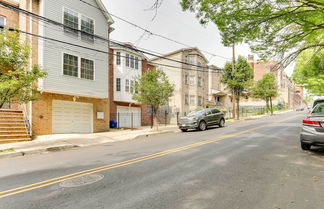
[178,108,225,132]
[300,103,324,150]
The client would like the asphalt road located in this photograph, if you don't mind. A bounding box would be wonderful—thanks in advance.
[0,111,323,209]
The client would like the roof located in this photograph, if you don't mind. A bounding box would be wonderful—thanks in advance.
[95,0,114,25]
[110,42,147,60]
[150,47,208,63]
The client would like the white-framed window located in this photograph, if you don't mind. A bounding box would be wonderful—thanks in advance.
[0,16,6,28]
[130,80,134,93]
[184,74,189,85]
[63,53,95,80]
[198,76,202,87]
[63,53,78,77]
[116,52,121,65]
[116,78,121,91]
[125,79,130,92]
[135,57,139,69]
[125,54,130,67]
[185,95,189,105]
[188,56,195,64]
[63,8,79,35]
[198,96,203,106]
[197,57,203,66]
[81,15,94,42]
[81,58,94,80]
[189,75,195,86]
[189,95,196,105]
[130,55,135,68]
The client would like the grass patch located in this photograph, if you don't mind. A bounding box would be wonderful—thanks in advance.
[0,148,15,153]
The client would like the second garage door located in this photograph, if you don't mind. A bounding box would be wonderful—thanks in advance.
[52,100,93,134]
[117,106,141,128]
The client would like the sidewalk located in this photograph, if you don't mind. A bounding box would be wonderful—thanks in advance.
[0,110,293,159]
[0,125,179,159]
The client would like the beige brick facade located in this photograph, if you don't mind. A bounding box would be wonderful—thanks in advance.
[32,92,110,135]
[0,0,19,27]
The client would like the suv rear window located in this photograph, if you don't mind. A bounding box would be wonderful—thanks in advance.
[312,103,324,115]
[313,100,324,108]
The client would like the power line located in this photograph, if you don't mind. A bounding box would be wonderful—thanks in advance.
[78,0,231,61]
[0,25,222,74]
[0,1,221,71]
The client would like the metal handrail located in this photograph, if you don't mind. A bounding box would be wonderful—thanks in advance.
[21,103,31,136]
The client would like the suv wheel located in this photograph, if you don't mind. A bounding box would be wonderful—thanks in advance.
[219,118,225,127]
[301,142,311,150]
[199,121,207,131]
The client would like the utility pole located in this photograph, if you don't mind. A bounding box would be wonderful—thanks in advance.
[231,43,236,119]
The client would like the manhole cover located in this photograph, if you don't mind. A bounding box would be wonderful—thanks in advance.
[60,173,104,188]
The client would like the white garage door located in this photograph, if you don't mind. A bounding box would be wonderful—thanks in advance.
[117,106,141,128]
[52,100,93,134]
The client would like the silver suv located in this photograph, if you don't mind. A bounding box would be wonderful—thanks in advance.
[300,103,324,150]
[178,108,225,132]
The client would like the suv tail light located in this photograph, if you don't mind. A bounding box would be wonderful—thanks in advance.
[302,117,321,127]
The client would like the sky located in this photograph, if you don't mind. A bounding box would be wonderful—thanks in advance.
[104,0,294,76]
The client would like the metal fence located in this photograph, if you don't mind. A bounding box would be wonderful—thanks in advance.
[110,106,268,129]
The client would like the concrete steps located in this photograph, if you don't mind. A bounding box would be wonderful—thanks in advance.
[0,109,31,143]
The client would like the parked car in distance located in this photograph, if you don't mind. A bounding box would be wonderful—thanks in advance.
[178,108,225,132]
[295,106,304,111]
[300,103,324,150]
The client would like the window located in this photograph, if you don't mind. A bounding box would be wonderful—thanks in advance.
[135,57,139,69]
[185,95,189,105]
[130,55,135,68]
[116,78,121,91]
[63,53,78,77]
[189,75,195,86]
[64,8,79,35]
[189,95,195,105]
[211,109,220,114]
[116,52,121,65]
[184,74,189,85]
[126,54,130,67]
[188,56,195,64]
[81,58,94,80]
[198,96,203,106]
[0,17,6,28]
[130,80,134,93]
[198,76,202,87]
[197,58,202,66]
[81,15,94,42]
[125,79,130,92]
[135,81,139,93]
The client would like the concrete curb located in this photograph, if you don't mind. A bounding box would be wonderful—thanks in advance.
[0,110,293,160]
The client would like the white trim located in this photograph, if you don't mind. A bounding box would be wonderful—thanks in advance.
[62,51,96,81]
[0,16,6,26]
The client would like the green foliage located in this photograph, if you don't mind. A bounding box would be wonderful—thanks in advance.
[221,56,253,119]
[0,29,47,108]
[132,69,174,113]
[292,49,324,95]
[251,73,278,114]
[251,73,278,100]
[221,56,253,94]
[180,0,324,67]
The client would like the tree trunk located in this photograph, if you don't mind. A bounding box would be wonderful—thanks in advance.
[265,98,269,114]
[236,94,240,120]
[270,97,273,115]
[232,90,236,119]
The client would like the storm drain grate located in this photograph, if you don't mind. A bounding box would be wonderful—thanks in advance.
[60,173,104,188]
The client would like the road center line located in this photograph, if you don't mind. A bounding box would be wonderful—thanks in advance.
[0,114,302,199]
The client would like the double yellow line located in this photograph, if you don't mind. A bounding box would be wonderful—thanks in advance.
[0,114,301,199]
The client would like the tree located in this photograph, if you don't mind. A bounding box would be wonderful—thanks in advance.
[180,0,324,68]
[0,29,47,108]
[221,56,253,120]
[251,73,278,115]
[132,69,174,129]
[292,49,324,95]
